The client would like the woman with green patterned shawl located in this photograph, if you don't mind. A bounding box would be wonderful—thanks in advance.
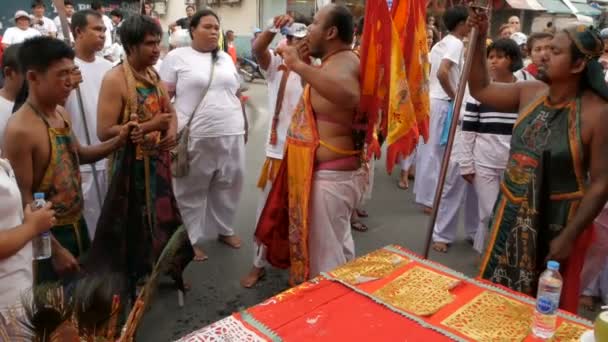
[467,12,608,313]
[87,15,193,297]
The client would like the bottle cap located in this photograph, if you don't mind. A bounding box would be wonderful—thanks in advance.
[33,192,45,200]
[547,260,560,270]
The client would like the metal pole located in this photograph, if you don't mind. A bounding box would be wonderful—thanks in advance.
[422,4,489,259]
[53,0,104,208]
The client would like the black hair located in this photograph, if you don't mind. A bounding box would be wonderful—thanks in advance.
[186,4,196,11]
[356,17,364,36]
[18,36,74,74]
[527,32,553,51]
[110,9,123,19]
[487,38,523,72]
[31,0,45,9]
[226,29,234,35]
[91,1,103,10]
[189,10,221,60]
[71,9,102,39]
[443,6,468,32]
[325,5,354,44]
[2,44,21,77]
[119,14,162,56]
[64,0,74,6]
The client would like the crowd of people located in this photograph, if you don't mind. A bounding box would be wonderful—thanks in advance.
[0,0,607,339]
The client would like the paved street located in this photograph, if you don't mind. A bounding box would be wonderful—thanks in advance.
[138,82,481,341]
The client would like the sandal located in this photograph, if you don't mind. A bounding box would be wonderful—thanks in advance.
[432,242,449,253]
[351,221,368,232]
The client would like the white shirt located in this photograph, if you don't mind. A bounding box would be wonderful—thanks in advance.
[102,15,113,55]
[0,96,15,146]
[160,48,244,138]
[454,72,526,173]
[429,34,464,101]
[1,27,41,45]
[64,56,113,172]
[54,15,73,41]
[261,53,303,159]
[31,16,57,36]
[0,158,32,313]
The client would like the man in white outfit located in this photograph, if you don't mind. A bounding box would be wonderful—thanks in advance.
[91,1,114,60]
[414,6,469,213]
[240,19,307,288]
[64,10,113,238]
[31,0,58,38]
[54,0,75,41]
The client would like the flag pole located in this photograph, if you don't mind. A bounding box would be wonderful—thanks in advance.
[52,0,104,208]
[422,2,490,259]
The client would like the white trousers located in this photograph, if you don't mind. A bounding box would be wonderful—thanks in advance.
[253,179,272,269]
[80,169,108,239]
[174,135,245,246]
[309,169,367,278]
[472,165,503,253]
[400,149,416,172]
[432,160,479,244]
[415,98,451,207]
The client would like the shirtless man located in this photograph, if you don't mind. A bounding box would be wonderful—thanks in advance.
[94,14,192,291]
[469,12,608,312]
[256,4,366,285]
[2,36,133,284]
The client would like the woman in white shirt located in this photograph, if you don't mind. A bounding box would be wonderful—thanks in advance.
[0,158,55,314]
[455,38,525,254]
[160,10,246,261]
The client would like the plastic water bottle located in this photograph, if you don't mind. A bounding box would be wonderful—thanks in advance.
[532,260,563,339]
[31,192,52,260]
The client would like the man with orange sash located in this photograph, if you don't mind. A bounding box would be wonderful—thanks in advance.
[255,4,366,285]
[468,12,608,313]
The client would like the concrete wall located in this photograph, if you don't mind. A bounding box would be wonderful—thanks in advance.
[161,0,259,35]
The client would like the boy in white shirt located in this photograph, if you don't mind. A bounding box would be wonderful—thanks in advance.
[31,0,58,38]
[54,0,75,41]
[1,11,41,48]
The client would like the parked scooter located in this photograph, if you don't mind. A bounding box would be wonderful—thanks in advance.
[238,57,264,82]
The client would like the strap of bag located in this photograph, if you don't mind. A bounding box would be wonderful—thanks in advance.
[269,67,290,145]
[183,57,216,130]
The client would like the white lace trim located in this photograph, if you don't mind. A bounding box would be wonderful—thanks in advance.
[176,316,265,342]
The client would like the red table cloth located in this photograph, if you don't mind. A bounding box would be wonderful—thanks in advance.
[178,245,592,341]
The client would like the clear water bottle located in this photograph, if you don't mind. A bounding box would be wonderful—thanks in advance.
[32,192,52,260]
[532,260,563,339]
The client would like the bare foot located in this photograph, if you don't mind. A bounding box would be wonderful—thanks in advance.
[422,206,433,215]
[579,295,595,311]
[432,242,449,253]
[219,235,242,249]
[356,208,369,218]
[240,267,266,288]
[398,171,409,190]
[193,247,208,262]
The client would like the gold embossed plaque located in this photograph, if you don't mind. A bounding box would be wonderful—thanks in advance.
[550,321,588,342]
[442,291,533,341]
[373,266,460,316]
[330,249,410,285]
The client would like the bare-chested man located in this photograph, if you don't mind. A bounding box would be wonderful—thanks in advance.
[469,12,608,313]
[255,4,366,285]
[93,14,192,291]
[2,36,133,284]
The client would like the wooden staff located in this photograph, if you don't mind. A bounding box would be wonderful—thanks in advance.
[422,1,491,259]
[52,0,104,209]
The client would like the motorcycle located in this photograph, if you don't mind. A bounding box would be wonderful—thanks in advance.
[238,57,265,82]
